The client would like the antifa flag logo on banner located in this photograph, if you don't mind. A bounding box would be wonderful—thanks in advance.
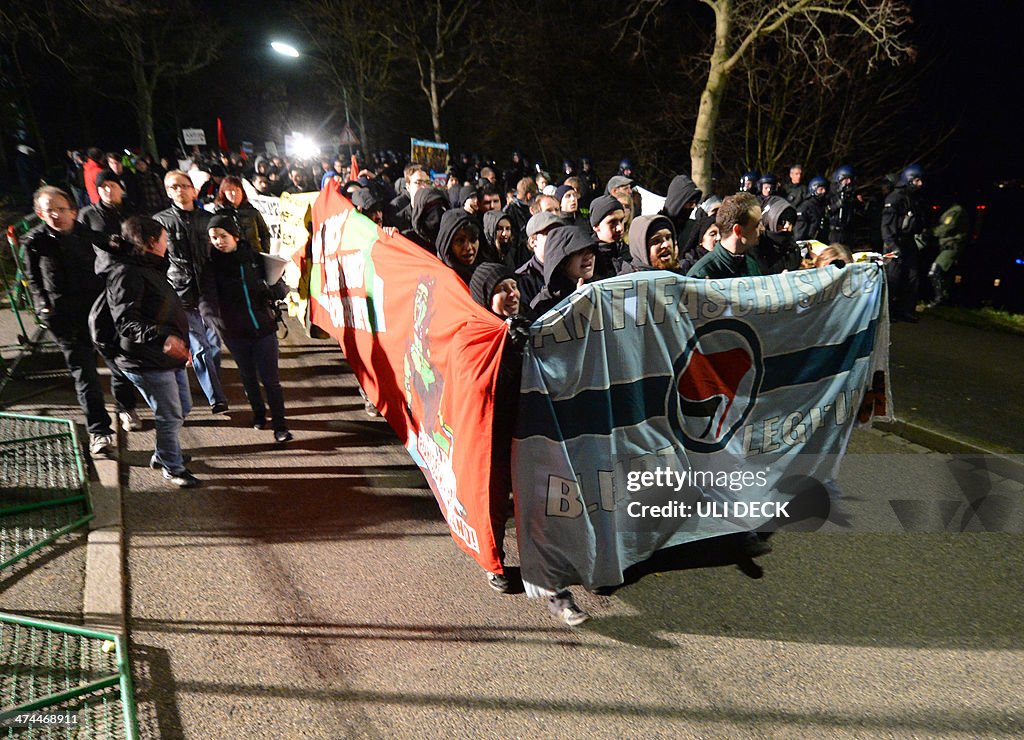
[670,319,763,454]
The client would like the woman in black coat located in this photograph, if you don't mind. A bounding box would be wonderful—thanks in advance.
[206,214,292,442]
[105,217,197,487]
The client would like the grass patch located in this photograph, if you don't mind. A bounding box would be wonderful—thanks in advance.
[925,305,1024,336]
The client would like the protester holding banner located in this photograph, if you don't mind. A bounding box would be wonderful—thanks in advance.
[529,225,599,315]
[404,187,450,253]
[623,215,682,274]
[436,209,490,285]
[207,214,293,443]
[687,192,764,279]
[214,176,272,253]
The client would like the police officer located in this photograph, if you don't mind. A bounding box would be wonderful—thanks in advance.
[827,165,858,244]
[881,164,926,322]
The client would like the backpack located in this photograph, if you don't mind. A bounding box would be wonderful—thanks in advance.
[89,291,119,357]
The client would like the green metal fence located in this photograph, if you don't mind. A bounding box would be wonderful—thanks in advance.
[0,612,139,738]
[2,216,55,403]
[0,413,93,571]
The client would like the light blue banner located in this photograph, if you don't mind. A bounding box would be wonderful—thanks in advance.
[513,263,891,592]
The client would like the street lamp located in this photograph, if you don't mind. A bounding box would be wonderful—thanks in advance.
[270,39,355,155]
[270,41,300,58]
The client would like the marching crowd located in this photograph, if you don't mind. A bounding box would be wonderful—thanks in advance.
[23,145,965,624]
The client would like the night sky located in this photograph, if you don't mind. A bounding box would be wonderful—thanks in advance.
[8,0,1018,195]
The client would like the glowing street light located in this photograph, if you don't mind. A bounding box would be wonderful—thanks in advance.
[270,41,300,58]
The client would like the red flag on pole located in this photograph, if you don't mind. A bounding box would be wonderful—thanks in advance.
[349,154,359,181]
[217,117,229,151]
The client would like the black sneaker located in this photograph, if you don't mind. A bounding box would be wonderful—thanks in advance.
[274,429,294,443]
[211,401,230,415]
[252,416,267,430]
[741,531,773,558]
[162,468,200,488]
[486,572,512,594]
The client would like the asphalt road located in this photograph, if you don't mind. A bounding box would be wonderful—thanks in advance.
[108,322,1023,739]
[888,314,1024,453]
[3,302,1021,738]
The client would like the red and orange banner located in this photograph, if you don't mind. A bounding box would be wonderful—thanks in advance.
[309,186,509,573]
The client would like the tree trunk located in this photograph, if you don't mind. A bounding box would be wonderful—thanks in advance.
[429,66,442,142]
[691,0,733,195]
[137,88,159,161]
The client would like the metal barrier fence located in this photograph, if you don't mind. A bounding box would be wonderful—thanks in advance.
[0,612,139,738]
[1,215,55,404]
[0,412,93,571]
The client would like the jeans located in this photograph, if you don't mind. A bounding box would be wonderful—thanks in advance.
[185,308,226,407]
[222,332,287,432]
[122,368,191,474]
[54,332,112,435]
[99,348,139,413]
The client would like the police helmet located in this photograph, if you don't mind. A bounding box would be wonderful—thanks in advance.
[832,165,855,183]
[899,163,924,186]
[808,176,828,194]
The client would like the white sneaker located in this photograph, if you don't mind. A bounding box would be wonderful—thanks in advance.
[548,591,590,626]
[89,433,115,458]
[118,409,142,432]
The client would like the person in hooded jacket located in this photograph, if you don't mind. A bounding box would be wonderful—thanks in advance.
[515,211,563,312]
[402,187,450,253]
[623,215,682,274]
[213,176,272,254]
[468,262,529,594]
[755,196,801,274]
[435,209,490,285]
[104,216,196,487]
[678,212,720,275]
[530,225,598,316]
[480,209,524,269]
[660,174,703,255]
[206,214,292,442]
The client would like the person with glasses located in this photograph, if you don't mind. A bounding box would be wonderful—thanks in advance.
[24,186,117,458]
[387,163,431,232]
[154,170,230,414]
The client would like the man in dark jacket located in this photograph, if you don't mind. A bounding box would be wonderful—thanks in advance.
[503,177,537,259]
[25,186,116,457]
[687,192,764,279]
[387,164,431,231]
[77,172,143,430]
[153,170,229,412]
[882,164,926,322]
[589,194,628,278]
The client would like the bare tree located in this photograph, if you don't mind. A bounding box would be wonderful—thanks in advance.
[291,0,397,155]
[74,0,223,159]
[383,0,481,142]
[619,0,915,193]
